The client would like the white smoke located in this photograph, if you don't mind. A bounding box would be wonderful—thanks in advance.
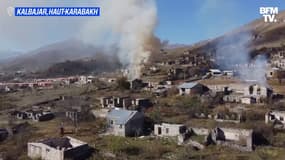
[79,0,159,80]
[215,32,268,85]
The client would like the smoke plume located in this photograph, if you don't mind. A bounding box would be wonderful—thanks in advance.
[215,31,268,85]
[79,0,161,80]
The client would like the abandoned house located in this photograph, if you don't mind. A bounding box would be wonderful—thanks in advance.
[27,136,91,160]
[223,70,234,77]
[66,106,83,122]
[209,69,223,77]
[208,127,253,152]
[241,96,257,104]
[131,98,152,110]
[129,79,148,90]
[265,110,285,125]
[223,93,243,103]
[178,82,209,95]
[214,112,243,123]
[243,84,272,102]
[168,68,184,80]
[25,110,54,122]
[100,96,132,109]
[154,123,187,137]
[206,84,230,94]
[106,108,144,137]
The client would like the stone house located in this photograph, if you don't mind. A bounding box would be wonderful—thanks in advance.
[27,136,91,160]
[131,98,152,110]
[223,93,243,103]
[106,108,144,137]
[265,110,285,124]
[214,112,243,123]
[25,110,55,122]
[154,123,187,137]
[243,84,272,102]
[178,82,209,95]
[100,96,132,109]
[209,69,223,77]
[241,96,256,104]
[66,106,83,122]
[208,127,253,152]
[129,79,148,90]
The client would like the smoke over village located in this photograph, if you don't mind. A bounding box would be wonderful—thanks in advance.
[1,1,285,160]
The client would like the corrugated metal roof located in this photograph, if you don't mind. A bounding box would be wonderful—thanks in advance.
[178,82,199,89]
[107,108,137,125]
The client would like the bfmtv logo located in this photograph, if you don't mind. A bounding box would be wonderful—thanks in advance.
[259,7,278,23]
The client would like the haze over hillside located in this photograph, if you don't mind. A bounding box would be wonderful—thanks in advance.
[1,10,285,76]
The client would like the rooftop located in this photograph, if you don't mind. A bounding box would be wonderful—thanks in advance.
[107,108,138,125]
[178,82,199,89]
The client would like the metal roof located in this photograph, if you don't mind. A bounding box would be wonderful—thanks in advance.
[107,108,138,125]
[178,82,199,89]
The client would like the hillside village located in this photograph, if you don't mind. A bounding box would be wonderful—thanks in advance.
[1,41,285,160]
[1,4,285,160]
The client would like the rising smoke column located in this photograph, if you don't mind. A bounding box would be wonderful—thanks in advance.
[215,31,268,85]
[80,0,160,80]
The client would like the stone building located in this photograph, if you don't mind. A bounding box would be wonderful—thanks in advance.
[208,127,253,152]
[154,123,187,137]
[27,136,91,160]
[178,82,209,95]
[106,108,144,137]
[265,110,285,125]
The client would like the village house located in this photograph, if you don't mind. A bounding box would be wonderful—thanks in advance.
[206,84,230,94]
[129,79,148,90]
[154,123,187,137]
[26,110,55,122]
[168,67,184,80]
[271,50,285,69]
[265,110,285,125]
[214,112,243,123]
[106,108,144,137]
[66,106,82,122]
[178,82,209,95]
[27,136,91,160]
[91,108,110,118]
[13,109,54,122]
[223,70,234,77]
[131,98,152,110]
[100,96,132,109]
[241,96,257,104]
[208,127,253,152]
[209,69,223,77]
[223,92,243,103]
[243,84,272,103]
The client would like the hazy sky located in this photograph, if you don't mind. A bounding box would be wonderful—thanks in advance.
[0,0,285,52]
